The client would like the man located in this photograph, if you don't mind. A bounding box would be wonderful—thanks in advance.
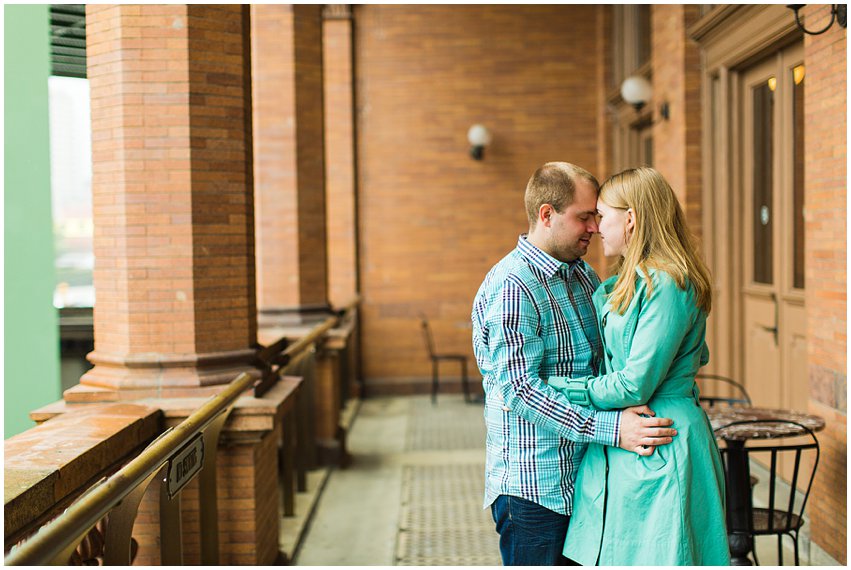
[471,162,677,566]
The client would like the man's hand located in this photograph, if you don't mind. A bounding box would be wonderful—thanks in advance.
[617,405,677,456]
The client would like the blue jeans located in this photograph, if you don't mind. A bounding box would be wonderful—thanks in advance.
[491,495,577,566]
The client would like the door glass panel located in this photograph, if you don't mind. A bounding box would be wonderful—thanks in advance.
[753,79,774,284]
[792,65,805,289]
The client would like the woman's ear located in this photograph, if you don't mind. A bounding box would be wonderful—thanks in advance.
[625,208,636,235]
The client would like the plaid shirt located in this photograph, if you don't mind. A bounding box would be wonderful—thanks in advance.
[472,235,621,515]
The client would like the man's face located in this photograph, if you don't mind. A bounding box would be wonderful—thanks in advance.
[545,180,600,263]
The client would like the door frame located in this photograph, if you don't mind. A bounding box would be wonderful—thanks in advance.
[689,5,803,382]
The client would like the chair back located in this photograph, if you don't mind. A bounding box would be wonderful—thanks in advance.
[715,420,820,536]
[696,374,752,408]
[420,315,436,358]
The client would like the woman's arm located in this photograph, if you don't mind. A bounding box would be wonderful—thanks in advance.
[552,276,695,410]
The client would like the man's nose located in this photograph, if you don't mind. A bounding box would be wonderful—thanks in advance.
[587,218,600,233]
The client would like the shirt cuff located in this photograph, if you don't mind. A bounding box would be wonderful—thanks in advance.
[553,377,591,407]
[594,410,621,447]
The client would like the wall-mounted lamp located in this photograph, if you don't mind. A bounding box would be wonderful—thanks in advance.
[620,75,652,112]
[620,75,669,121]
[467,124,492,160]
[787,4,846,35]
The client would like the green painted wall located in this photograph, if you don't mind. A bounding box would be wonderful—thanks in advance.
[4,4,61,437]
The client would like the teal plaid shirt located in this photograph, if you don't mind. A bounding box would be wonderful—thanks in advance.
[472,235,621,515]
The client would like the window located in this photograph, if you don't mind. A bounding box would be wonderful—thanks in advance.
[49,5,93,308]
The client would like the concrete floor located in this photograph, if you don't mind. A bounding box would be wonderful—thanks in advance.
[294,395,836,566]
[294,395,498,566]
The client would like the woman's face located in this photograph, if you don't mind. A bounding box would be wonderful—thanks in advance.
[596,199,631,257]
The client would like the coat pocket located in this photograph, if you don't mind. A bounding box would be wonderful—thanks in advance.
[636,443,669,472]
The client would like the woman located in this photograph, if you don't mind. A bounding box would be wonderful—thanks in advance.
[551,167,730,565]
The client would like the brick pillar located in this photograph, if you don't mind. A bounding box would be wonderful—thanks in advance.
[252,5,329,324]
[71,5,260,402]
[803,5,847,564]
[323,5,358,308]
[651,5,704,237]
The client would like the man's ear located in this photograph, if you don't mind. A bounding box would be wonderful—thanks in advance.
[538,204,554,228]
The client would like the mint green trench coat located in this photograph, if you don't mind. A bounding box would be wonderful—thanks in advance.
[551,268,730,566]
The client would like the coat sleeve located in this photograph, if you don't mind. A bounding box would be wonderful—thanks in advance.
[486,275,621,445]
[553,277,695,410]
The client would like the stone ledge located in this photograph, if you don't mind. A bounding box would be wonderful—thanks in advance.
[5,403,162,541]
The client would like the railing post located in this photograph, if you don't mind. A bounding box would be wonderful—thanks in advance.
[103,466,165,565]
[198,410,232,565]
[280,411,297,516]
[159,468,183,566]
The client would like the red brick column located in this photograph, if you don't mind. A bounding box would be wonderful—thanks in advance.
[803,5,847,564]
[72,5,260,402]
[252,5,329,323]
[651,5,704,237]
[324,5,358,308]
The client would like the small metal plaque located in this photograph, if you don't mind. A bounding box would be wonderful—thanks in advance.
[167,434,204,498]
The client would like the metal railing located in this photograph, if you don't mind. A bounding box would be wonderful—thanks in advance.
[5,373,254,566]
[5,297,360,566]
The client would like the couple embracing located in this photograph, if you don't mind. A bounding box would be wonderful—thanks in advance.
[472,162,730,566]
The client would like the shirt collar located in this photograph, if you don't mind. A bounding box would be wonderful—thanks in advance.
[517,234,582,278]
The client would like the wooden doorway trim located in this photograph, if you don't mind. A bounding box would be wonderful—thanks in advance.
[690,5,802,380]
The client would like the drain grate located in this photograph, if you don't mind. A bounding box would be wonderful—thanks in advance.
[404,396,486,451]
[396,464,500,566]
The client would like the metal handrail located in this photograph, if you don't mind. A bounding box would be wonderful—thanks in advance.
[5,297,361,565]
[5,372,255,566]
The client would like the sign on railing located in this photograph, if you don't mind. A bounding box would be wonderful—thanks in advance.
[167,434,204,499]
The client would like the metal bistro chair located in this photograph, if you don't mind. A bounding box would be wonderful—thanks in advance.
[420,316,471,404]
[696,374,753,408]
[715,420,820,566]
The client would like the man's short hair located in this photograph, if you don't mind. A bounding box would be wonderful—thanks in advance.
[524,162,600,227]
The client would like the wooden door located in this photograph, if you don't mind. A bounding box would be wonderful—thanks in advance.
[740,43,807,413]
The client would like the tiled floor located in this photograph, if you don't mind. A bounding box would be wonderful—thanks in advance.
[294,395,836,566]
[294,395,498,566]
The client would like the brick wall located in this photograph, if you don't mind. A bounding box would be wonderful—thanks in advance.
[355,5,606,389]
[83,5,257,392]
[252,5,327,311]
[324,9,358,308]
[803,5,846,563]
[651,5,704,237]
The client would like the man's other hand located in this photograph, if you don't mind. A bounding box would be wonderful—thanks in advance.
[617,405,677,456]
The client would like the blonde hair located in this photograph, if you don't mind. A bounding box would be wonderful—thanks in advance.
[600,167,712,315]
[524,162,599,227]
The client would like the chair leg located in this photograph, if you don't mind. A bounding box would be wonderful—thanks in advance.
[461,358,470,403]
[431,360,438,404]
[792,533,799,566]
[777,534,783,566]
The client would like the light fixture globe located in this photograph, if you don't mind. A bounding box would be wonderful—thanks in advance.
[620,75,653,111]
[467,124,492,160]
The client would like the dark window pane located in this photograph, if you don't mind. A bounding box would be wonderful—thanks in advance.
[753,80,774,285]
[792,66,805,289]
[643,135,653,167]
[637,5,651,67]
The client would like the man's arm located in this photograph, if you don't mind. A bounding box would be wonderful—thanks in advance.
[488,276,676,454]
[487,276,620,445]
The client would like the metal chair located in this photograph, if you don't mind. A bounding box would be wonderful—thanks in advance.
[715,420,820,565]
[420,316,471,404]
[697,374,752,408]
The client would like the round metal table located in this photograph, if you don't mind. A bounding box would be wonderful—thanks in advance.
[705,406,825,566]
